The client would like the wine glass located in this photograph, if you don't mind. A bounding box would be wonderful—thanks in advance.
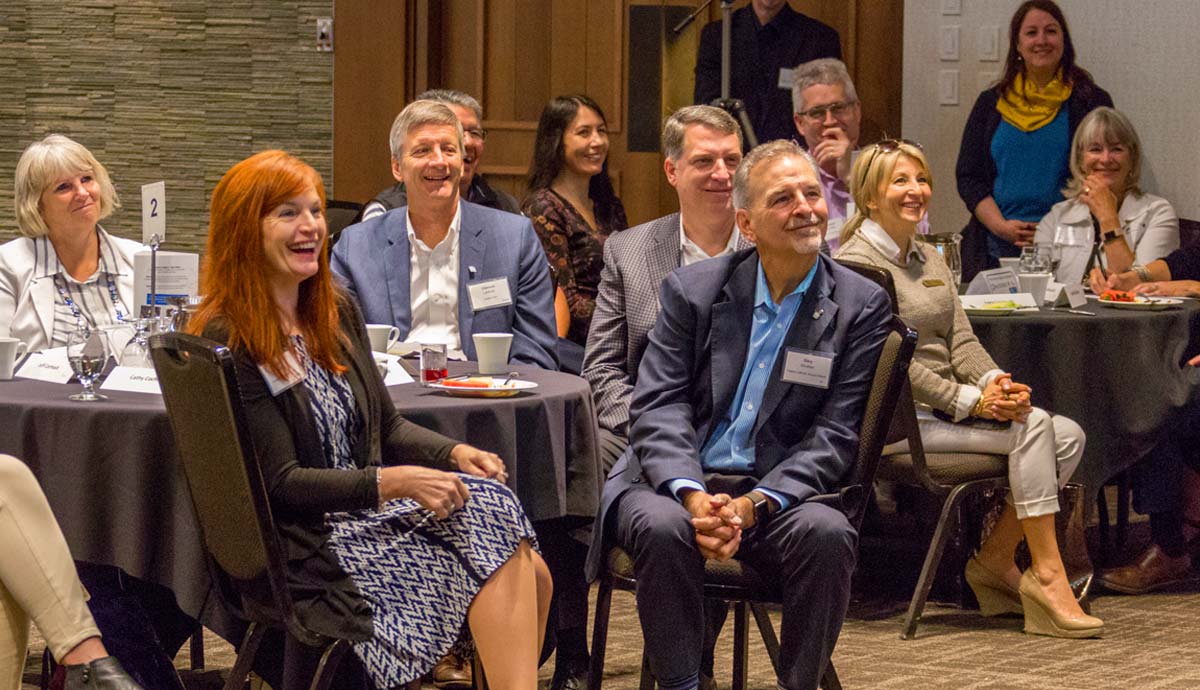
[118,318,157,369]
[66,324,110,402]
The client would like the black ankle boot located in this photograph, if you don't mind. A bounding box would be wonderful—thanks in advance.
[63,657,143,690]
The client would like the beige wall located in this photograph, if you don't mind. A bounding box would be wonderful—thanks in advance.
[904,0,1200,237]
[0,1,335,253]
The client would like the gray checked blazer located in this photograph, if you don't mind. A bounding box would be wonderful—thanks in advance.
[581,212,752,436]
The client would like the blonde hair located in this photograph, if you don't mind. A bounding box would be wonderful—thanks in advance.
[14,134,120,238]
[388,100,465,160]
[1063,107,1142,199]
[841,142,931,246]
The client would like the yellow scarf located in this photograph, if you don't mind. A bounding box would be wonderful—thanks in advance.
[996,71,1073,132]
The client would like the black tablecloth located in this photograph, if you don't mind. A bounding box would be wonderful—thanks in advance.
[0,363,600,638]
[968,299,1200,490]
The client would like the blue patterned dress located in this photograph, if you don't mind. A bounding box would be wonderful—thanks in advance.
[292,337,539,687]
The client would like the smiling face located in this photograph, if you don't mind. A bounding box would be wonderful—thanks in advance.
[395,123,463,208]
[448,104,484,192]
[736,154,827,259]
[869,155,931,236]
[560,105,609,179]
[665,124,742,223]
[261,186,326,296]
[1081,134,1132,196]
[793,82,861,151]
[1016,8,1065,77]
[39,170,101,237]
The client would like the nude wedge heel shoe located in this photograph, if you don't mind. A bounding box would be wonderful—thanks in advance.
[965,557,1022,616]
[1018,570,1104,639]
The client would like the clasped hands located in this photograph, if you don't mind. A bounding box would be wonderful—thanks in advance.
[681,490,757,561]
[975,373,1032,423]
[377,443,507,519]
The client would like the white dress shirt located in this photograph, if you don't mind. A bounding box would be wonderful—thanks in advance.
[407,204,464,359]
[679,216,742,267]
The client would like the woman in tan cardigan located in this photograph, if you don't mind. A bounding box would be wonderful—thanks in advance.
[834,141,1101,639]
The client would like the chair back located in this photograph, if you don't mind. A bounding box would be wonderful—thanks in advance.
[326,199,364,250]
[835,259,899,314]
[150,332,323,646]
[1180,218,1200,250]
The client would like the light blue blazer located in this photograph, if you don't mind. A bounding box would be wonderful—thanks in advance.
[330,200,558,370]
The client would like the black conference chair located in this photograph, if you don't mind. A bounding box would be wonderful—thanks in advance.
[150,332,425,690]
[587,313,917,690]
[326,199,364,250]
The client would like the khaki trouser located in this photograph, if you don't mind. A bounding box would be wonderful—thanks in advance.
[0,455,100,690]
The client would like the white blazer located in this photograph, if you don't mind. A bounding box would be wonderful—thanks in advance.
[1035,191,1180,283]
[0,228,144,352]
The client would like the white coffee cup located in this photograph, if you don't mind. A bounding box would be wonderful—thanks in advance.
[998,257,1021,272]
[473,332,513,375]
[0,338,29,380]
[1018,272,1052,304]
[366,324,401,353]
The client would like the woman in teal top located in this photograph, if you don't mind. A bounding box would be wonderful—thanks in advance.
[955,0,1112,280]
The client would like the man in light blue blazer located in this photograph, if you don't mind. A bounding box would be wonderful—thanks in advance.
[587,141,891,690]
[332,100,557,370]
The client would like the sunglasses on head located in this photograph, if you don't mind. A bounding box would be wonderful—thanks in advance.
[858,138,925,189]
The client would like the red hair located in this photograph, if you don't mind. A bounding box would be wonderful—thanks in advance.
[190,150,347,379]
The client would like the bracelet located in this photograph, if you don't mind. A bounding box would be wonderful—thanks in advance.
[971,394,987,418]
[1133,264,1152,283]
[376,467,384,511]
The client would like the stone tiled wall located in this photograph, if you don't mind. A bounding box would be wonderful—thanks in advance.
[0,0,334,253]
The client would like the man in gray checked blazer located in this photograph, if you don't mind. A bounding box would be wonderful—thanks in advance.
[583,105,752,473]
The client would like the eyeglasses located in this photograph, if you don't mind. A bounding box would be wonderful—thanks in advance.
[797,100,857,123]
[463,127,488,142]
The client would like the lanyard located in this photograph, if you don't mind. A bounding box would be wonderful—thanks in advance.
[53,255,126,328]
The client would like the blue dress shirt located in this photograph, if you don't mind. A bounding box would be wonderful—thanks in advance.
[667,259,818,510]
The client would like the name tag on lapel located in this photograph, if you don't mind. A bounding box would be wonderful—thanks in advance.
[922,279,945,288]
[258,351,304,396]
[467,277,513,312]
[781,348,834,389]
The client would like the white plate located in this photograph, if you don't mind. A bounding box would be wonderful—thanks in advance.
[427,378,538,398]
[964,307,1016,316]
[1096,297,1182,311]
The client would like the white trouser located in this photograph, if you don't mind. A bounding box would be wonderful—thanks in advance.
[0,455,100,690]
[884,407,1085,520]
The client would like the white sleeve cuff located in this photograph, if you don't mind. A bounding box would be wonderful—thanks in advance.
[977,369,1005,389]
[953,384,982,422]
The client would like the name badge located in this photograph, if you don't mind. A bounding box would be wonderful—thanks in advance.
[467,277,513,312]
[15,348,74,384]
[258,351,304,397]
[777,67,795,90]
[782,348,834,389]
[922,279,945,288]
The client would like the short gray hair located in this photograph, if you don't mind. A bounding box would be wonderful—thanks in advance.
[415,89,483,123]
[791,58,858,113]
[1065,106,1143,198]
[14,134,120,238]
[388,100,465,159]
[732,140,819,210]
[662,105,740,162]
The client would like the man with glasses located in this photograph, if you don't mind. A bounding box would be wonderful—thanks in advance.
[359,89,521,222]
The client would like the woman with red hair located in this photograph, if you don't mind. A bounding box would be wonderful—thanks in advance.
[191,150,551,688]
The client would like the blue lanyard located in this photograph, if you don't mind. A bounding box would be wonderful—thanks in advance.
[54,256,126,328]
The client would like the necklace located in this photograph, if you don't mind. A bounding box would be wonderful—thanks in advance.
[54,254,127,328]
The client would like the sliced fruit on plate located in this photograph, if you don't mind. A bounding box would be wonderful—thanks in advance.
[1099,289,1137,302]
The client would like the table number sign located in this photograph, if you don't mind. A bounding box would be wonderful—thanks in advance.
[15,348,74,384]
[141,181,167,245]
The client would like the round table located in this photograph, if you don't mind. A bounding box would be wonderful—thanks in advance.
[0,362,601,637]
[967,298,1200,490]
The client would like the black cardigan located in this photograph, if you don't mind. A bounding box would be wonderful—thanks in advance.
[954,82,1113,280]
[205,298,458,640]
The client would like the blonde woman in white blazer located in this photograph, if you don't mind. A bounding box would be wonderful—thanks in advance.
[0,135,143,352]
[1035,107,1179,284]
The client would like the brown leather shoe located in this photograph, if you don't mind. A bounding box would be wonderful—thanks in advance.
[431,653,472,689]
[1098,544,1194,595]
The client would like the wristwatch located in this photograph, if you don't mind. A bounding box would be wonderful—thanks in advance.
[745,491,775,532]
[1100,223,1125,244]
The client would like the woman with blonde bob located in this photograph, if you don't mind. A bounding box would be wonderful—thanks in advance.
[190,150,551,688]
[835,142,1101,638]
[0,134,142,351]
[1035,106,1179,284]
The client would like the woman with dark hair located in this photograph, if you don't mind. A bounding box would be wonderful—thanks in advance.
[955,0,1112,280]
[523,95,627,347]
[191,150,552,689]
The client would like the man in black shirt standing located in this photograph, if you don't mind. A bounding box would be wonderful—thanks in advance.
[694,0,840,146]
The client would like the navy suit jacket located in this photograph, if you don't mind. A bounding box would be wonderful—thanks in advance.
[330,200,558,369]
[586,249,891,579]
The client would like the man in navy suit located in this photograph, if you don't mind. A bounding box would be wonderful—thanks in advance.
[331,100,557,370]
[587,140,891,690]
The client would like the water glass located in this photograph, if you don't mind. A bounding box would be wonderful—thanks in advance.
[66,325,110,402]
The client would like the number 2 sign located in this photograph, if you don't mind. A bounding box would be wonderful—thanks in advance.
[141,181,166,244]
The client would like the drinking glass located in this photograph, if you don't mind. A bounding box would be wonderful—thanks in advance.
[118,318,158,368]
[66,324,110,402]
[419,343,448,385]
[1019,245,1051,274]
[1036,242,1063,278]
